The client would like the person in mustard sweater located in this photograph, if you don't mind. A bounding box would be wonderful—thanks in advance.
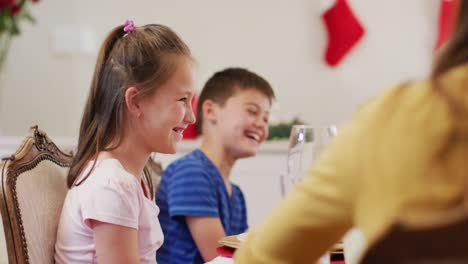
[235,1,468,263]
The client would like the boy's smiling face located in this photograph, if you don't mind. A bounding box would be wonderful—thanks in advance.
[215,87,271,159]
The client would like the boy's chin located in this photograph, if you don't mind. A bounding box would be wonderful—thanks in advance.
[235,148,258,159]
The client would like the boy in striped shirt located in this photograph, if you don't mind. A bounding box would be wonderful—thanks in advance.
[156,68,275,263]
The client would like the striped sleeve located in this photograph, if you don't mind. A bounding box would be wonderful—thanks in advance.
[236,186,249,232]
[167,160,219,218]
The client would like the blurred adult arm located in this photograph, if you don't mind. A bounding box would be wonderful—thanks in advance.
[235,115,365,263]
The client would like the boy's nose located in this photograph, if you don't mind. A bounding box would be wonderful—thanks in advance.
[255,116,267,129]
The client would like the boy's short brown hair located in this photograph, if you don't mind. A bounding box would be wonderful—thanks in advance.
[196,67,275,133]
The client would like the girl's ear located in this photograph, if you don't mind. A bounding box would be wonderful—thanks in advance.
[124,86,142,118]
[202,99,219,125]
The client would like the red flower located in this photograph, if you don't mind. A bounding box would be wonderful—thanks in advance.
[9,3,20,16]
[0,0,14,9]
[0,0,40,45]
[0,0,12,11]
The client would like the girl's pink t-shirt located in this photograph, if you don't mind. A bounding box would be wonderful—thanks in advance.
[55,159,163,264]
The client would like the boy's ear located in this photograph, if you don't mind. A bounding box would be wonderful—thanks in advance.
[124,86,142,118]
[201,99,219,124]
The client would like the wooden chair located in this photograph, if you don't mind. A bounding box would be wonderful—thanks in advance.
[360,212,468,264]
[0,126,73,264]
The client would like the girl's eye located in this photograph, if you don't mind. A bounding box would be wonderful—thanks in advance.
[247,109,257,115]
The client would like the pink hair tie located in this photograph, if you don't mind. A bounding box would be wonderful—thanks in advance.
[123,19,135,33]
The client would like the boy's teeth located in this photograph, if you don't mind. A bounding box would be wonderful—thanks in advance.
[247,133,260,141]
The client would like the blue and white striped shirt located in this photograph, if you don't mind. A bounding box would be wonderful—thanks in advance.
[156,149,248,264]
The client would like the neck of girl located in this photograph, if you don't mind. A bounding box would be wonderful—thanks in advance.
[100,138,150,181]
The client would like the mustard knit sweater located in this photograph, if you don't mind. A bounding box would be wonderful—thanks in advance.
[235,65,468,263]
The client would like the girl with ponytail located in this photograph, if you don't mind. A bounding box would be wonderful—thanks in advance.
[55,20,195,264]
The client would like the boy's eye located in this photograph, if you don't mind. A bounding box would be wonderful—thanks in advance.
[179,97,188,103]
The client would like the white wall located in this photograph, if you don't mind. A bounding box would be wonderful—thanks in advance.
[0,0,439,138]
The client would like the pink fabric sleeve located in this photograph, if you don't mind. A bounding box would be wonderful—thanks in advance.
[81,177,140,229]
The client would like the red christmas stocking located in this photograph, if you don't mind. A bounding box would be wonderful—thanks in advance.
[321,0,365,67]
[434,0,459,50]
